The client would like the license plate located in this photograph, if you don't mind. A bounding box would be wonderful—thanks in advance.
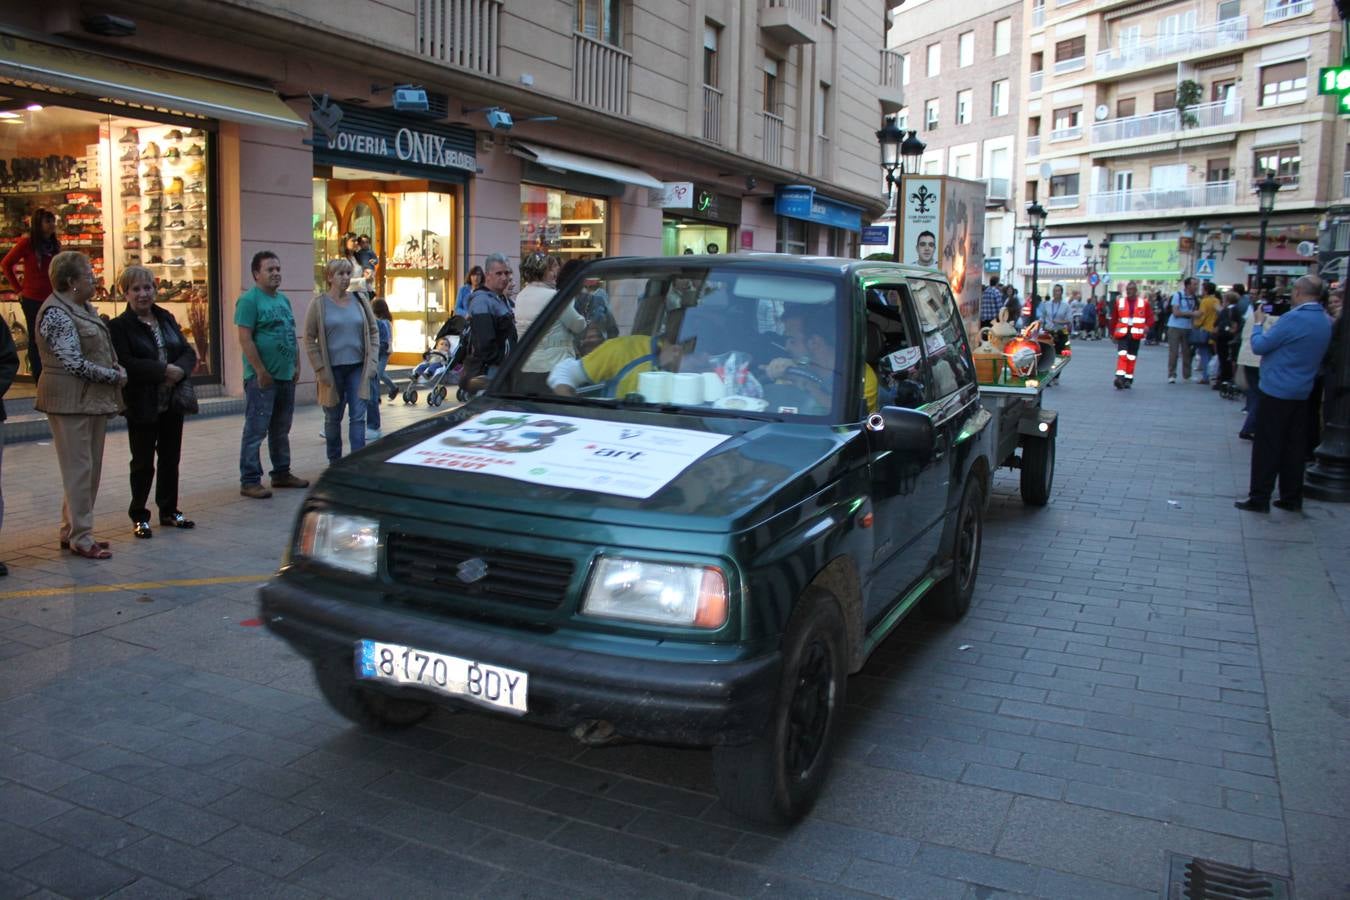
[355,640,528,714]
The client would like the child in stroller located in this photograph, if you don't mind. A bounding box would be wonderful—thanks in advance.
[413,337,454,383]
[402,315,467,407]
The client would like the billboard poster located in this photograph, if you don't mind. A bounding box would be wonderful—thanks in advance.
[1024,235,1087,268]
[900,176,986,340]
[899,177,942,268]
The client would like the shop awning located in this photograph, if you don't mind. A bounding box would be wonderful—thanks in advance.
[510,141,663,190]
[0,33,306,130]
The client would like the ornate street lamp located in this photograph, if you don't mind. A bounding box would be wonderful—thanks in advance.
[876,117,926,262]
[1254,173,1281,294]
[1197,222,1236,260]
[1084,237,1109,309]
[1027,200,1047,300]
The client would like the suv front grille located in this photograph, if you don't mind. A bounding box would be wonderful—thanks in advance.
[385,532,575,610]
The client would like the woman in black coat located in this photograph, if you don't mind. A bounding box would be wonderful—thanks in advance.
[108,266,197,538]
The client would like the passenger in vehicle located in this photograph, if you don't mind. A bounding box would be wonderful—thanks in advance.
[764,304,877,414]
[547,318,696,397]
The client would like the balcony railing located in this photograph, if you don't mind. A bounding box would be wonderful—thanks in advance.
[880,48,905,89]
[1032,5,1045,26]
[1264,0,1313,24]
[763,111,784,166]
[1047,194,1079,208]
[1027,135,1041,157]
[702,84,723,144]
[815,134,831,177]
[1088,180,1236,215]
[1053,56,1086,75]
[1090,97,1242,144]
[1343,170,1350,197]
[1050,125,1082,141]
[760,0,817,44]
[573,31,631,116]
[1029,70,1044,93]
[416,0,501,75]
[1094,17,1246,74]
[983,177,1010,201]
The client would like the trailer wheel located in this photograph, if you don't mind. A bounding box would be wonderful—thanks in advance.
[1019,434,1055,506]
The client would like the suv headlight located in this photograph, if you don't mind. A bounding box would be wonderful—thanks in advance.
[296,510,380,575]
[582,557,728,629]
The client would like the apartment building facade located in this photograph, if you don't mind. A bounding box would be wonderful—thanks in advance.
[0,0,902,396]
[1020,0,1341,297]
[881,0,1023,277]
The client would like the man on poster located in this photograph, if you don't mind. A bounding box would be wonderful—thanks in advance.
[914,231,937,268]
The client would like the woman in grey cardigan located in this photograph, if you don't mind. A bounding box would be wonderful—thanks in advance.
[304,258,378,464]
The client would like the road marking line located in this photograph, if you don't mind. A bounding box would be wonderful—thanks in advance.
[0,574,272,601]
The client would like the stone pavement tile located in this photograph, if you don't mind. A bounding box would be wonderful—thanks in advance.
[624,809,744,858]
[2,723,103,761]
[0,819,60,868]
[51,772,160,817]
[209,756,317,800]
[63,743,165,783]
[1285,810,1350,900]
[289,775,405,826]
[124,796,236,846]
[108,834,231,889]
[961,762,1065,800]
[441,761,555,805]
[14,846,139,898]
[471,828,699,899]
[994,796,1252,891]
[362,769,475,814]
[0,748,88,793]
[128,764,237,807]
[288,853,442,900]
[34,806,149,857]
[812,762,1012,853]
[726,833,851,883]
[472,870,603,900]
[864,745,967,781]
[1032,868,1155,900]
[379,841,500,893]
[285,814,406,865]
[836,857,968,900]
[104,875,196,899]
[190,864,322,899]
[0,871,40,899]
[206,787,317,836]
[200,823,319,878]
[452,793,567,841]
[910,842,1041,894]
[0,781,73,827]
[530,784,644,831]
[515,757,629,796]
[371,799,484,847]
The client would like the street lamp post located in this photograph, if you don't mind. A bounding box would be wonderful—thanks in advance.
[1254,174,1281,296]
[876,117,926,263]
[1027,201,1047,303]
[1084,238,1109,323]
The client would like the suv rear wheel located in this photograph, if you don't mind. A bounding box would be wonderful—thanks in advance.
[313,654,433,730]
[923,479,984,621]
[711,591,846,824]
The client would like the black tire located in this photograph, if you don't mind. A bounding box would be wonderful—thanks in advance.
[1019,434,1054,506]
[404,389,418,405]
[456,386,469,403]
[711,593,847,825]
[312,656,433,730]
[427,387,443,408]
[923,479,984,621]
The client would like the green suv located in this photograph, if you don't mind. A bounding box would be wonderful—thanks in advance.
[261,255,993,823]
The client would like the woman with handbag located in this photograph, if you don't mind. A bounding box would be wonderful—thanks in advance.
[109,266,198,538]
[305,258,378,463]
[1,207,61,379]
[35,251,127,559]
[1191,282,1221,385]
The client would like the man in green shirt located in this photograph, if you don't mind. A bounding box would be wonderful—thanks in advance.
[236,251,308,498]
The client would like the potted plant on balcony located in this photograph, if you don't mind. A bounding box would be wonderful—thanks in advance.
[1176,79,1204,128]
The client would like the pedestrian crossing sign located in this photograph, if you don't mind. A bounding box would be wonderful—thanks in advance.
[1195,258,1216,278]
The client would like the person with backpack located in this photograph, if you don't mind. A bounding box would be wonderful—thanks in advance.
[1166,277,1200,383]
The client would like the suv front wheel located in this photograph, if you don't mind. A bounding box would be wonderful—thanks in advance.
[711,591,847,824]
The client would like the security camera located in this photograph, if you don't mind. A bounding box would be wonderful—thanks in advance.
[485,108,514,131]
[391,85,429,113]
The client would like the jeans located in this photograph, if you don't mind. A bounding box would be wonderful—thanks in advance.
[1195,342,1212,382]
[368,353,392,431]
[240,377,295,486]
[324,363,366,462]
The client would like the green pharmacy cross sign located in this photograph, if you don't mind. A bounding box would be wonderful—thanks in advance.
[1318,66,1350,113]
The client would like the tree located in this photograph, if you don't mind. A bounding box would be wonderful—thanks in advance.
[1176,79,1203,128]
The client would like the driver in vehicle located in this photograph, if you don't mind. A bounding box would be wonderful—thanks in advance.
[765,305,877,414]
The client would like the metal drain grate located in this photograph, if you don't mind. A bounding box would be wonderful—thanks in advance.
[1165,853,1294,900]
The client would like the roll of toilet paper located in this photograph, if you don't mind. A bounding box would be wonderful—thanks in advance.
[671,372,704,405]
[701,371,726,401]
[637,370,672,402]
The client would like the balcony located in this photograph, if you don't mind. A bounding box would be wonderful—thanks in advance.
[879,49,905,113]
[1027,135,1041,157]
[702,85,722,145]
[1264,0,1313,24]
[1088,180,1236,215]
[416,0,501,75]
[1047,194,1079,209]
[983,177,1010,203]
[760,0,817,44]
[573,32,631,115]
[1050,124,1082,142]
[1090,97,1241,144]
[1032,5,1045,26]
[1094,17,1247,75]
[1053,56,1086,75]
[815,134,831,177]
[1029,70,1044,94]
[1343,170,1350,198]
[763,111,784,166]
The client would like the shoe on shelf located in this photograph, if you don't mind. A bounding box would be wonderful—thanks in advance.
[1234,499,1270,513]
[240,483,273,499]
[1273,499,1303,512]
[159,512,195,529]
[271,473,310,489]
[166,129,184,142]
[133,521,153,539]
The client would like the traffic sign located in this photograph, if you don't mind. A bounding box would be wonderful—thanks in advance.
[984,258,1002,273]
[861,225,890,245]
[1088,272,1100,286]
[1195,257,1216,278]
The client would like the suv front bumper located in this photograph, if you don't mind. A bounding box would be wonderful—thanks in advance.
[260,578,781,747]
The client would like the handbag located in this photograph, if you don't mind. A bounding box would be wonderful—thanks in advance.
[170,379,199,415]
[1188,326,1211,345]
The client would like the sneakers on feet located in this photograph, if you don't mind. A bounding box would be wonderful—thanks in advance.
[1168,377,1176,384]
[271,473,310,489]
[240,483,273,499]
[366,429,382,439]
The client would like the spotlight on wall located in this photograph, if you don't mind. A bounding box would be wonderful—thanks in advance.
[81,14,136,37]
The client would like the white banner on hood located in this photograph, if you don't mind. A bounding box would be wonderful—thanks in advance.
[386,411,730,499]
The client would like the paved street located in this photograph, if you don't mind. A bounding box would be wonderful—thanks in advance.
[1,339,1347,899]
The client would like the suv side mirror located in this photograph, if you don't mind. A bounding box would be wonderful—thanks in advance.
[867,406,935,459]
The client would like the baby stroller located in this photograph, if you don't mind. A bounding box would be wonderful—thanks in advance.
[402,335,461,408]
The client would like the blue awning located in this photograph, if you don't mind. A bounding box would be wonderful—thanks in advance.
[774,185,862,232]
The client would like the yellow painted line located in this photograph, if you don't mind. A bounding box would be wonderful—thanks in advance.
[0,574,272,601]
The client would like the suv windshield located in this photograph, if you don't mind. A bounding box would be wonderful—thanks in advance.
[500,264,849,420]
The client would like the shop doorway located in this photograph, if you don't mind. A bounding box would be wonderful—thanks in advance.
[313,169,458,366]
[662,219,732,256]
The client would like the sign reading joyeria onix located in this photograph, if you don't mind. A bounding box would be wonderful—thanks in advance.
[310,97,476,177]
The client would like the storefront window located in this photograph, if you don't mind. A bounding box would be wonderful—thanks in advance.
[313,175,455,364]
[520,184,607,263]
[662,219,731,256]
[0,103,217,388]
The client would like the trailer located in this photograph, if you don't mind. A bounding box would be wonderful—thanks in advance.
[976,353,1067,506]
